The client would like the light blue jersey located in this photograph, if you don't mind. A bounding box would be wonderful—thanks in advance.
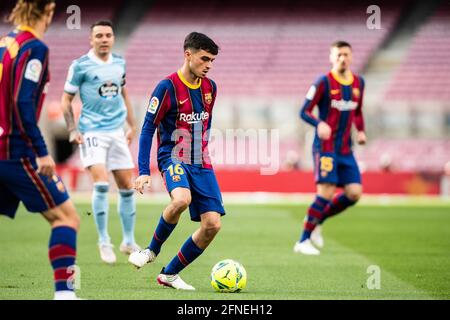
[64,49,127,133]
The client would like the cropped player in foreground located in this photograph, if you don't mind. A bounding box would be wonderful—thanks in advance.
[129,32,224,290]
[61,21,140,264]
[295,41,366,255]
[0,0,80,300]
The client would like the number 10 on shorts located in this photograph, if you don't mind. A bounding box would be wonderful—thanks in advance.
[85,137,98,148]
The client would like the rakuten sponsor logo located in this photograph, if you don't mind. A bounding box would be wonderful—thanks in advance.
[331,99,358,111]
[179,111,210,124]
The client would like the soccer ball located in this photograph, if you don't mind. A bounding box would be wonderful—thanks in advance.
[210,259,247,293]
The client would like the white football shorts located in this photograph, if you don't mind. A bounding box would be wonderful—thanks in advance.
[79,128,135,171]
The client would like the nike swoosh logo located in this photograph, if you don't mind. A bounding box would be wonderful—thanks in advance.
[179,98,189,104]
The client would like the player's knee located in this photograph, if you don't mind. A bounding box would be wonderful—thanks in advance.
[202,219,221,238]
[69,212,81,231]
[171,197,191,213]
[48,208,80,231]
[346,189,362,202]
[59,201,81,230]
[61,206,81,230]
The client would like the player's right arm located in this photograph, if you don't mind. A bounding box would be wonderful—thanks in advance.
[61,61,83,144]
[299,77,331,140]
[135,80,171,194]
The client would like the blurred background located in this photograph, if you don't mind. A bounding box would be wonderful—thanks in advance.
[1,0,449,196]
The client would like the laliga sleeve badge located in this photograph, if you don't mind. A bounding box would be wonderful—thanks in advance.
[172,175,181,182]
[148,96,159,114]
[306,85,316,100]
[24,59,43,83]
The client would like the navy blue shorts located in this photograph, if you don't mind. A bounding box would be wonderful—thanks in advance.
[161,161,225,222]
[313,151,362,187]
[0,158,70,219]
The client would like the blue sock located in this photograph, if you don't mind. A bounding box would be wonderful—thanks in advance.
[92,182,110,244]
[300,195,329,242]
[49,226,77,292]
[118,189,136,245]
[149,214,177,256]
[164,236,204,275]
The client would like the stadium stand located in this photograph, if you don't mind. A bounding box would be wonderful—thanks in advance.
[384,2,450,101]
[355,138,450,172]
[125,0,403,98]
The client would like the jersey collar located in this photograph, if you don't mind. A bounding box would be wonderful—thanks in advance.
[177,70,202,89]
[16,25,40,39]
[88,49,113,65]
[331,69,354,86]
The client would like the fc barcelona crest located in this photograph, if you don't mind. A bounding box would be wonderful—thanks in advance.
[204,93,213,104]
[52,175,66,193]
[352,88,360,98]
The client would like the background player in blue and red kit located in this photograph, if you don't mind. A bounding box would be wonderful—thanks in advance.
[0,0,81,299]
[129,32,224,290]
[295,41,367,255]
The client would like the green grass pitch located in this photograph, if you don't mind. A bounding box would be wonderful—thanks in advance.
[1,199,449,300]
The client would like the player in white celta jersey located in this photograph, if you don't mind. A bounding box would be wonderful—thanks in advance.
[61,20,140,264]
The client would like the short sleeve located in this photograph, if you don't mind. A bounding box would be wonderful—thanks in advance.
[64,60,83,94]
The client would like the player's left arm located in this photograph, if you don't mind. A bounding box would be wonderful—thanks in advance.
[354,77,366,145]
[121,86,137,145]
[14,44,55,177]
[14,44,49,157]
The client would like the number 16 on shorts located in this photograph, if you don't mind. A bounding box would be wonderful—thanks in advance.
[168,164,185,183]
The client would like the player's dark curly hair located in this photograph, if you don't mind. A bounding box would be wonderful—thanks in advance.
[184,32,219,55]
[7,0,55,26]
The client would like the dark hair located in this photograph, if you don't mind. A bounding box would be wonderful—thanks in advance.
[331,40,352,50]
[91,20,114,32]
[8,0,55,26]
[184,32,219,55]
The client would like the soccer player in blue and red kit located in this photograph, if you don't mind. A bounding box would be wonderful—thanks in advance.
[295,41,367,255]
[0,0,81,299]
[129,32,224,290]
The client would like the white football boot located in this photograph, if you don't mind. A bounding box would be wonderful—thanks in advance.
[99,243,117,264]
[119,242,142,255]
[293,239,320,255]
[310,225,324,249]
[53,291,81,300]
[157,269,195,291]
[128,248,156,269]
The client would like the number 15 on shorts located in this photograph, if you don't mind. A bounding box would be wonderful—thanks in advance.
[320,156,334,178]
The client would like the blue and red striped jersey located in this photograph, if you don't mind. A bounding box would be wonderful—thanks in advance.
[300,70,365,154]
[138,70,217,175]
[0,25,50,160]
